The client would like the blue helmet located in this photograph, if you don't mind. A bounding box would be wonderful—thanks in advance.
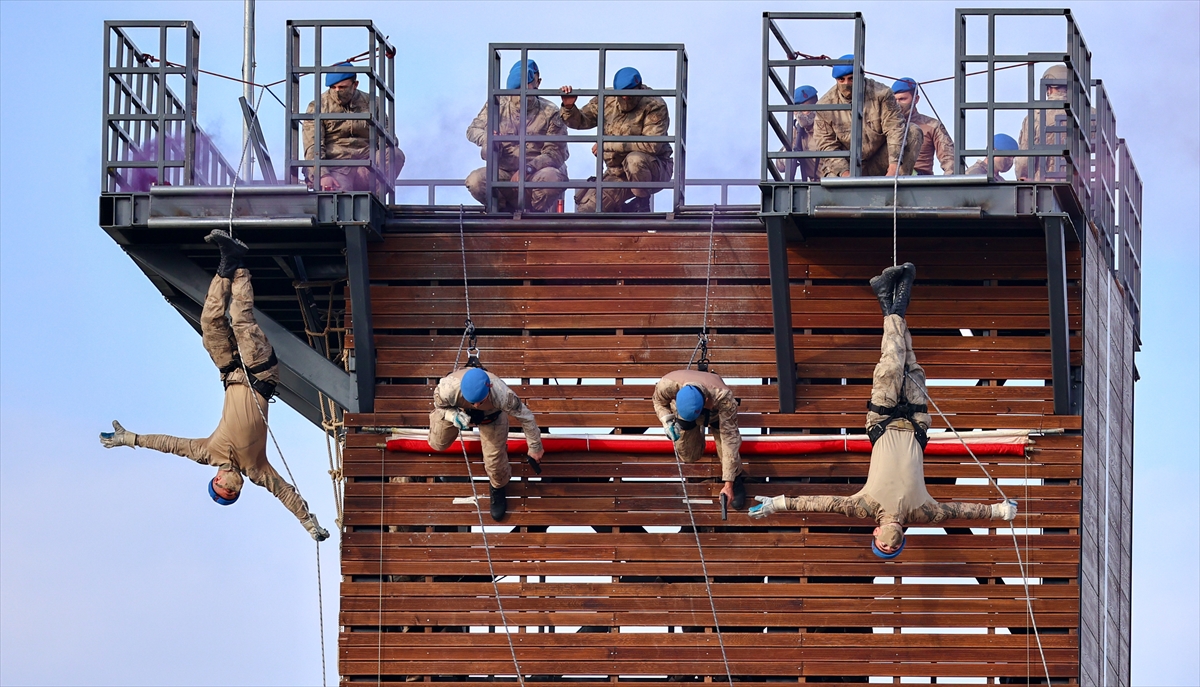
[993,133,1019,151]
[208,477,239,506]
[613,67,642,90]
[832,54,856,79]
[675,385,705,422]
[892,77,917,94]
[461,368,492,404]
[793,85,818,104]
[506,59,540,90]
[871,536,906,559]
[325,61,355,87]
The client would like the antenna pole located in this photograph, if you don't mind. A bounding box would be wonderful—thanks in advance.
[241,0,256,181]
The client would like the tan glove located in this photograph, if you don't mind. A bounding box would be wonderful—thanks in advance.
[302,514,330,542]
[991,499,1018,521]
[99,420,137,449]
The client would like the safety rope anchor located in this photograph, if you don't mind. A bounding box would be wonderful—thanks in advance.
[695,333,711,372]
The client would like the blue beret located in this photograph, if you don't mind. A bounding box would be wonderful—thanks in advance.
[871,536,906,559]
[614,67,642,90]
[326,62,355,88]
[506,59,539,90]
[675,385,705,422]
[461,368,492,404]
[892,78,917,94]
[832,54,856,79]
[793,85,818,104]
[208,477,239,506]
[993,133,1019,151]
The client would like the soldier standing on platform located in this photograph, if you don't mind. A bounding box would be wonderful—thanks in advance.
[559,67,674,212]
[1014,65,1071,181]
[891,78,955,175]
[776,85,820,181]
[98,231,330,542]
[748,264,1017,557]
[429,367,545,521]
[653,369,747,510]
[466,60,570,213]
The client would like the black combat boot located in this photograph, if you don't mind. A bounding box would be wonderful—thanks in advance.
[205,229,248,278]
[891,262,917,318]
[489,484,508,521]
[869,265,904,316]
[731,473,747,510]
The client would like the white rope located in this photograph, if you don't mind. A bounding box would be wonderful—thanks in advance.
[453,205,474,371]
[457,437,526,685]
[890,97,918,267]
[687,206,718,370]
[908,373,1052,683]
[669,443,734,686]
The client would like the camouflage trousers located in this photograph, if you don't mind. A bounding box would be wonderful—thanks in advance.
[575,152,673,212]
[202,269,278,387]
[428,410,513,488]
[466,165,568,213]
[867,314,931,430]
[861,124,922,177]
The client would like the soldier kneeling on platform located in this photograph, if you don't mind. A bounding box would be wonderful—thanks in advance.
[430,367,544,521]
[749,263,1017,557]
[653,369,747,510]
[98,230,329,541]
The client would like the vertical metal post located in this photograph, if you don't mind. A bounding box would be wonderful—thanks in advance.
[345,224,376,413]
[1044,214,1073,415]
[953,10,966,175]
[766,217,796,413]
[760,15,771,184]
[241,0,255,181]
[594,48,607,212]
[849,14,865,177]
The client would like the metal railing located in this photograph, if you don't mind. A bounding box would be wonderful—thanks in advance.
[953,8,1093,210]
[395,178,757,209]
[285,20,398,204]
[1091,79,1118,267]
[101,21,237,192]
[760,12,866,182]
[479,43,688,213]
[1116,138,1143,334]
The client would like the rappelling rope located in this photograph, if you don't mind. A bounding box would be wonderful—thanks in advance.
[687,206,718,370]
[906,373,1052,684]
[453,205,476,372]
[669,444,734,686]
[890,90,917,267]
[458,437,526,684]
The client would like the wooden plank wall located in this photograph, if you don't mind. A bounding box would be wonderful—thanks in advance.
[340,222,1088,684]
[1079,221,1137,687]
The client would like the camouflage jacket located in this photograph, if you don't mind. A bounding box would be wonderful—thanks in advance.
[909,111,954,174]
[652,370,741,467]
[434,368,543,454]
[812,77,906,177]
[303,88,402,180]
[561,85,673,168]
[466,95,569,174]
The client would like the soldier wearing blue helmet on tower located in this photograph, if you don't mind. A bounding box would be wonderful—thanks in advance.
[891,78,955,175]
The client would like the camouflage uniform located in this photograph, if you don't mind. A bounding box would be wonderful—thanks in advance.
[965,158,1005,181]
[775,111,818,181]
[774,315,995,528]
[652,370,743,483]
[303,88,405,193]
[1013,94,1069,181]
[429,368,543,489]
[908,111,954,175]
[561,86,674,212]
[812,78,922,177]
[465,96,570,212]
[130,270,313,524]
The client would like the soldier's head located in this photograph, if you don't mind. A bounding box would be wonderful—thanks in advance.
[891,78,919,115]
[507,59,541,91]
[326,62,358,104]
[1042,65,1069,101]
[461,368,492,408]
[793,85,818,106]
[613,67,644,111]
[832,54,856,97]
[993,133,1019,173]
[872,522,905,557]
[209,469,243,506]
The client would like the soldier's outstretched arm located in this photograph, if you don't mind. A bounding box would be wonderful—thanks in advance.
[909,499,1017,525]
[749,494,871,520]
[465,103,489,148]
[245,461,327,540]
[99,420,212,465]
[497,385,543,458]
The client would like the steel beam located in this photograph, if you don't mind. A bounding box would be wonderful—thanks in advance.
[1043,214,1074,415]
[344,225,376,413]
[125,246,358,415]
[765,216,797,413]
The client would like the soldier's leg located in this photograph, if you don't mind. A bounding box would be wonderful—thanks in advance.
[622,152,663,199]
[868,314,907,428]
[599,167,633,211]
[899,124,923,176]
[427,409,459,451]
[228,268,278,385]
[712,426,744,483]
[674,424,705,464]
[902,328,932,427]
[528,166,567,212]
[465,167,488,204]
[479,415,512,489]
[200,274,237,371]
[861,147,891,177]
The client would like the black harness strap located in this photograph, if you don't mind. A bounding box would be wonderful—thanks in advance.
[220,351,279,401]
[466,408,503,426]
[866,367,928,449]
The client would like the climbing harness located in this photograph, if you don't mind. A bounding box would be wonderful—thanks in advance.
[687,206,718,372]
[865,366,929,449]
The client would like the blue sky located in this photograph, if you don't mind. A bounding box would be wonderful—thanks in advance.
[1,1,1196,685]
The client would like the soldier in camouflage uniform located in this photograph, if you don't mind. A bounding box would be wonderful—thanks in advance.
[891,78,955,175]
[303,62,405,194]
[750,264,1017,557]
[775,85,820,182]
[965,133,1019,181]
[1014,65,1070,181]
[430,367,544,521]
[99,231,329,542]
[559,67,674,212]
[653,369,747,510]
[812,55,922,178]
